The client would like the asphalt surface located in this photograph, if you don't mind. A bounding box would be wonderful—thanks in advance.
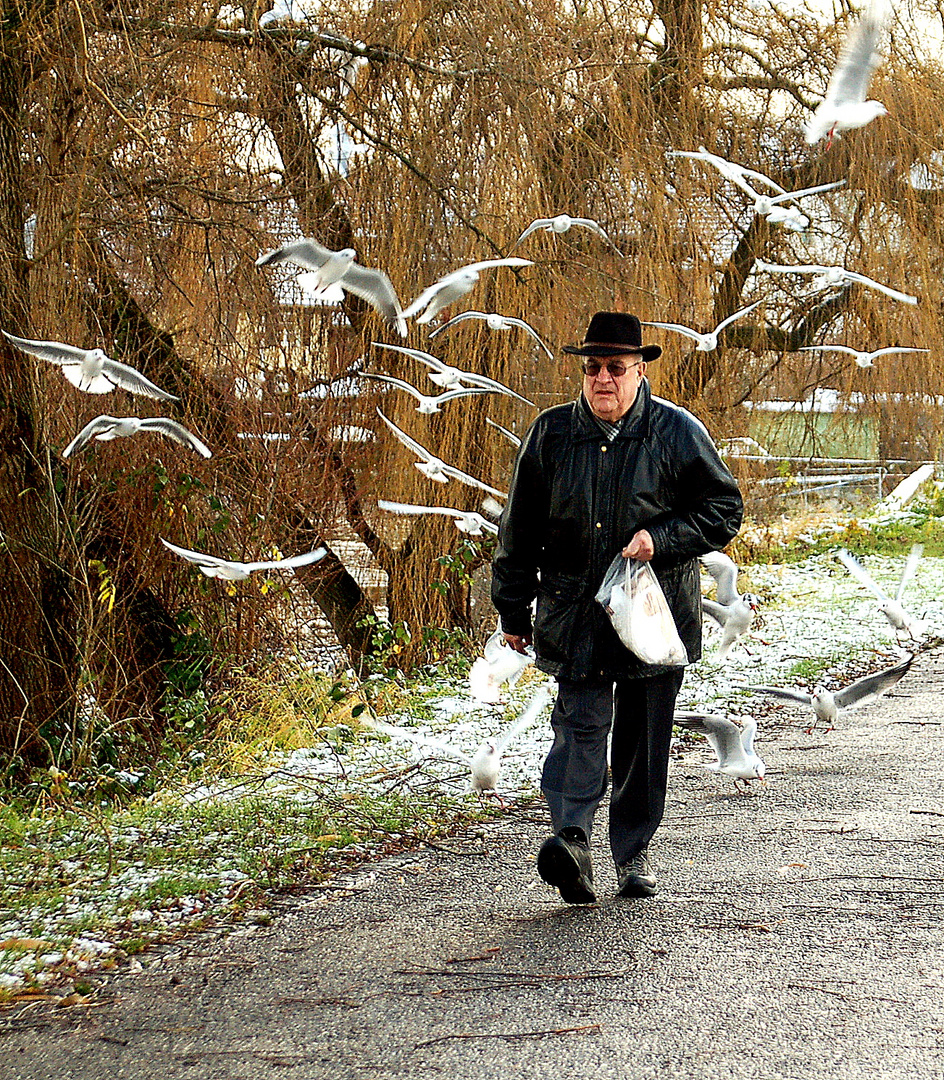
[4,648,944,1080]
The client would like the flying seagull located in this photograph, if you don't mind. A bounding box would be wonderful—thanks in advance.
[511,214,624,257]
[836,546,926,638]
[400,258,533,324]
[699,551,761,660]
[804,0,890,147]
[373,342,535,406]
[755,260,917,305]
[428,311,554,359]
[800,344,929,369]
[160,538,327,581]
[674,711,766,787]
[62,415,212,459]
[376,409,508,498]
[255,239,407,336]
[670,149,845,231]
[3,331,180,402]
[364,682,553,796]
[360,371,499,414]
[751,652,913,732]
[377,499,499,537]
[469,622,534,703]
[644,301,762,352]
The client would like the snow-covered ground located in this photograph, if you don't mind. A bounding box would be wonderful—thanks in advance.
[2,549,941,993]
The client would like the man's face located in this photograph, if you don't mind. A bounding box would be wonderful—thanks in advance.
[582,352,647,421]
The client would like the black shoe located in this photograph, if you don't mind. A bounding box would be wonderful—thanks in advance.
[616,849,657,898]
[537,827,597,905]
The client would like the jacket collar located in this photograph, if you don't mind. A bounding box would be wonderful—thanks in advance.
[572,379,652,442]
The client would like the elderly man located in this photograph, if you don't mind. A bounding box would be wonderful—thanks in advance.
[491,311,743,902]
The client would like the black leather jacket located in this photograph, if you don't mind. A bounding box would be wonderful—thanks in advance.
[491,382,743,680]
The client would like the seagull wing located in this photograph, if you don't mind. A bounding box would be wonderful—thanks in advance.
[453,258,534,275]
[701,598,729,628]
[712,300,762,335]
[2,331,91,365]
[895,544,924,602]
[372,341,450,374]
[160,537,232,571]
[433,386,501,406]
[502,317,555,358]
[439,461,508,499]
[255,238,332,271]
[101,358,180,402]
[485,417,522,447]
[377,500,460,518]
[699,550,740,605]
[511,219,553,248]
[493,683,553,754]
[800,345,857,357]
[674,711,744,765]
[376,408,434,463]
[366,719,473,768]
[427,311,486,339]
[570,218,624,256]
[836,548,891,603]
[840,271,917,305]
[360,371,424,402]
[643,321,702,343]
[755,260,829,275]
[240,549,328,572]
[869,347,929,360]
[770,180,847,205]
[822,0,888,109]
[340,263,407,336]
[834,653,913,710]
[140,418,213,457]
[456,371,535,406]
[750,686,814,706]
[61,416,124,458]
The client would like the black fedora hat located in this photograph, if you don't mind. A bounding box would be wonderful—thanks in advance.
[562,311,662,362]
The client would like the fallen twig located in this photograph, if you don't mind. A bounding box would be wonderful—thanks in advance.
[414,1022,601,1048]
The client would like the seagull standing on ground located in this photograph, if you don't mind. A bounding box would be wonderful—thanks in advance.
[428,311,554,359]
[699,551,761,660]
[511,214,624,257]
[365,682,553,797]
[755,260,917,305]
[836,546,926,638]
[804,0,890,147]
[160,538,327,581]
[400,258,533,325]
[674,712,766,788]
[644,301,762,352]
[751,652,913,732]
[255,239,407,336]
[62,416,212,459]
[800,344,929,369]
[3,331,180,402]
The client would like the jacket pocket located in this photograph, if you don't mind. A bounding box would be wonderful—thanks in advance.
[533,574,585,665]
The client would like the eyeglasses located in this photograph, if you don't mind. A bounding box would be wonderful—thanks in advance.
[581,359,644,378]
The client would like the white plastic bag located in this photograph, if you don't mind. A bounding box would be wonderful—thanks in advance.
[595,555,688,666]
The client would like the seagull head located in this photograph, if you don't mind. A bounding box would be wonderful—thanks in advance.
[485,313,506,330]
[551,214,572,232]
[743,593,761,612]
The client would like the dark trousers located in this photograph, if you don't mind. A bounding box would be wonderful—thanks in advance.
[541,670,685,867]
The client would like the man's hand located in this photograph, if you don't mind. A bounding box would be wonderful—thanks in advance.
[502,632,533,654]
[622,529,654,561]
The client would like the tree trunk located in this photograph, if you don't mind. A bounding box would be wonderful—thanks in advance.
[0,17,78,770]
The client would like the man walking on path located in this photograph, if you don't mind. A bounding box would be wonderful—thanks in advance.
[492,311,743,903]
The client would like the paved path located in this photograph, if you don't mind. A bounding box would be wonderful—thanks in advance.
[4,649,944,1079]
